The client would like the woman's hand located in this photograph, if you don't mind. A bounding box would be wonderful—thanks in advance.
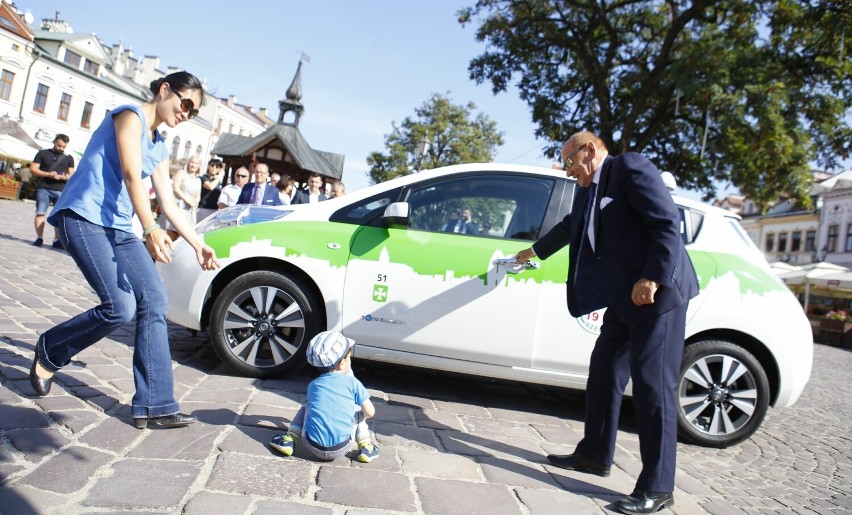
[146,228,175,263]
[196,244,220,271]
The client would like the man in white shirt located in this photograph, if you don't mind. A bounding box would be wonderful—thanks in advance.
[217,166,250,209]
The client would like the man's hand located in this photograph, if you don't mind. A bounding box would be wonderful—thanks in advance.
[631,278,659,306]
[514,247,536,263]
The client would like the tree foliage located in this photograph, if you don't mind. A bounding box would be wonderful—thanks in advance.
[367,93,504,184]
[458,0,851,212]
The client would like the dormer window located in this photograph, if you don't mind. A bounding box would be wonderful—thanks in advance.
[84,59,100,75]
[64,49,82,67]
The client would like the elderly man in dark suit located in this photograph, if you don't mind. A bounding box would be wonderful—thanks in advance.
[237,163,282,206]
[515,131,699,514]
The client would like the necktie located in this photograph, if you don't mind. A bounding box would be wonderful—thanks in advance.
[574,183,597,284]
[251,185,260,205]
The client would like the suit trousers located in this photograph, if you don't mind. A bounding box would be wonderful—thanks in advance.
[574,302,687,493]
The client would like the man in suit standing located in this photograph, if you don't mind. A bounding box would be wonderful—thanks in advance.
[237,163,282,206]
[291,174,328,204]
[515,131,698,514]
[443,206,479,235]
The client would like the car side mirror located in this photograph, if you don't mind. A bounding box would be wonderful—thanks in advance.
[382,202,410,228]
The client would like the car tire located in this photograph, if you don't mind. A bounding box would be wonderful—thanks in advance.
[209,270,324,377]
[677,340,770,448]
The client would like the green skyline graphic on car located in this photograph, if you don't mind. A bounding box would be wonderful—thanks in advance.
[204,221,785,296]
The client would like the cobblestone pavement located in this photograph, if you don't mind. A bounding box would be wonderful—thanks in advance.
[0,198,850,514]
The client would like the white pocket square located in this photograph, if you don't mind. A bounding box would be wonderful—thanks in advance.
[600,197,614,209]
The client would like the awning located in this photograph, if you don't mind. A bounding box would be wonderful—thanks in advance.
[0,134,40,161]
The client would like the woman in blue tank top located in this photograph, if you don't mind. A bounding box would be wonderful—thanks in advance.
[30,71,220,430]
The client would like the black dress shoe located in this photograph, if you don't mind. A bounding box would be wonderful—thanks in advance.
[30,352,53,397]
[546,453,611,477]
[133,413,197,429]
[615,489,674,514]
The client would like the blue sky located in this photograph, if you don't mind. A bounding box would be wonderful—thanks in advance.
[22,0,554,192]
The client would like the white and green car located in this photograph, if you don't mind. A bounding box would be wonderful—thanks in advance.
[159,163,812,447]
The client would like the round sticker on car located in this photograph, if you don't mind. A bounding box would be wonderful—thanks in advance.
[577,309,606,335]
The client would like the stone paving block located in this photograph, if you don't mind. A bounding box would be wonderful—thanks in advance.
[78,416,144,453]
[315,466,416,512]
[432,399,490,417]
[371,401,415,426]
[414,409,464,431]
[486,406,566,426]
[0,485,70,513]
[32,394,90,412]
[172,363,209,386]
[436,429,546,463]
[183,385,255,404]
[460,415,543,441]
[545,463,631,497]
[206,453,312,498]
[17,445,112,493]
[415,476,522,515]
[239,402,296,429]
[85,394,120,413]
[374,421,438,450]
[197,373,259,390]
[180,403,241,426]
[0,462,25,482]
[48,409,103,434]
[532,422,581,446]
[399,449,482,480]
[82,364,129,382]
[218,424,281,456]
[251,389,305,408]
[183,490,253,515]
[478,455,562,489]
[84,458,202,509]
[253,499,333,514]
[516,487,604,514]
[387,392,435,411]
[127,421,223,460]
[0,405,50,431]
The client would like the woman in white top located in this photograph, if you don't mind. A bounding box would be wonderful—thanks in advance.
[166,155,202,239]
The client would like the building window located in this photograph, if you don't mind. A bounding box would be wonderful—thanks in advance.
[183,141,192,160]
[791,231,802,252]
[805,230,816,252]
[845,225,852,252]
[83,59,100,75]
[33,83,49,113]
[195,144,203,156]
[0,69,14,100]
[765,233,775,252]
[778,232,788,252]
[171,137,180,160]
[57,93,72,121]
[63,50,82,67]
[81,101,93,128]
[827,225,839,253]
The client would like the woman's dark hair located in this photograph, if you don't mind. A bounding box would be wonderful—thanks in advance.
[276,174,293,191]
[149,71,206,106]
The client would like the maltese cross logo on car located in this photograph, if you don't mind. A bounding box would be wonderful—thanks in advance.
[372,284,388,302]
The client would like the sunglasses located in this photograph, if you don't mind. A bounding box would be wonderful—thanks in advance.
[562,143,588,171]
[168,84,199,119]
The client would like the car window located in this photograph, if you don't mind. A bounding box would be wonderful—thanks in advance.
[677,206,705,245]
[404,174,555,241]
[329,187,401,225]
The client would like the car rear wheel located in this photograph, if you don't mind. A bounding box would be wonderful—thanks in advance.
[209,270,323,377]
[677,340,770,448]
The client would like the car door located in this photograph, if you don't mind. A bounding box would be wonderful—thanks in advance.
[340,172,562,368]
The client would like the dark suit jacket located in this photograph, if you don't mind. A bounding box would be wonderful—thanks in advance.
[443,219,480,235]
[291,189,328,204]
[237,183,282,206]
[533,153,699,323]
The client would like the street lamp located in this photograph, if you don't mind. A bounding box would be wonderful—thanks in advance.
[414,138,431,172]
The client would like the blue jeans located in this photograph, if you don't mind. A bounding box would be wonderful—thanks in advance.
[37,210,180,418]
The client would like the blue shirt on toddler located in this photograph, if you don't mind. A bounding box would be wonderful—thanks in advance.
[303,372,369,448]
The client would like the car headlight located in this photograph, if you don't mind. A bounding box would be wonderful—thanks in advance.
[195,205,293,234]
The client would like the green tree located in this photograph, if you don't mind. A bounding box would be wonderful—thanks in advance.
[367,93,505,184]
[459,0,851,212]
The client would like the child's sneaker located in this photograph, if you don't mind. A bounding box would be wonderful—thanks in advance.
[270,433,296,456]
[357,443,379,463]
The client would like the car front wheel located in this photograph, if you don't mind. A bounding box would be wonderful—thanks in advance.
[209,270,324,377]
[677,340,770,448]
